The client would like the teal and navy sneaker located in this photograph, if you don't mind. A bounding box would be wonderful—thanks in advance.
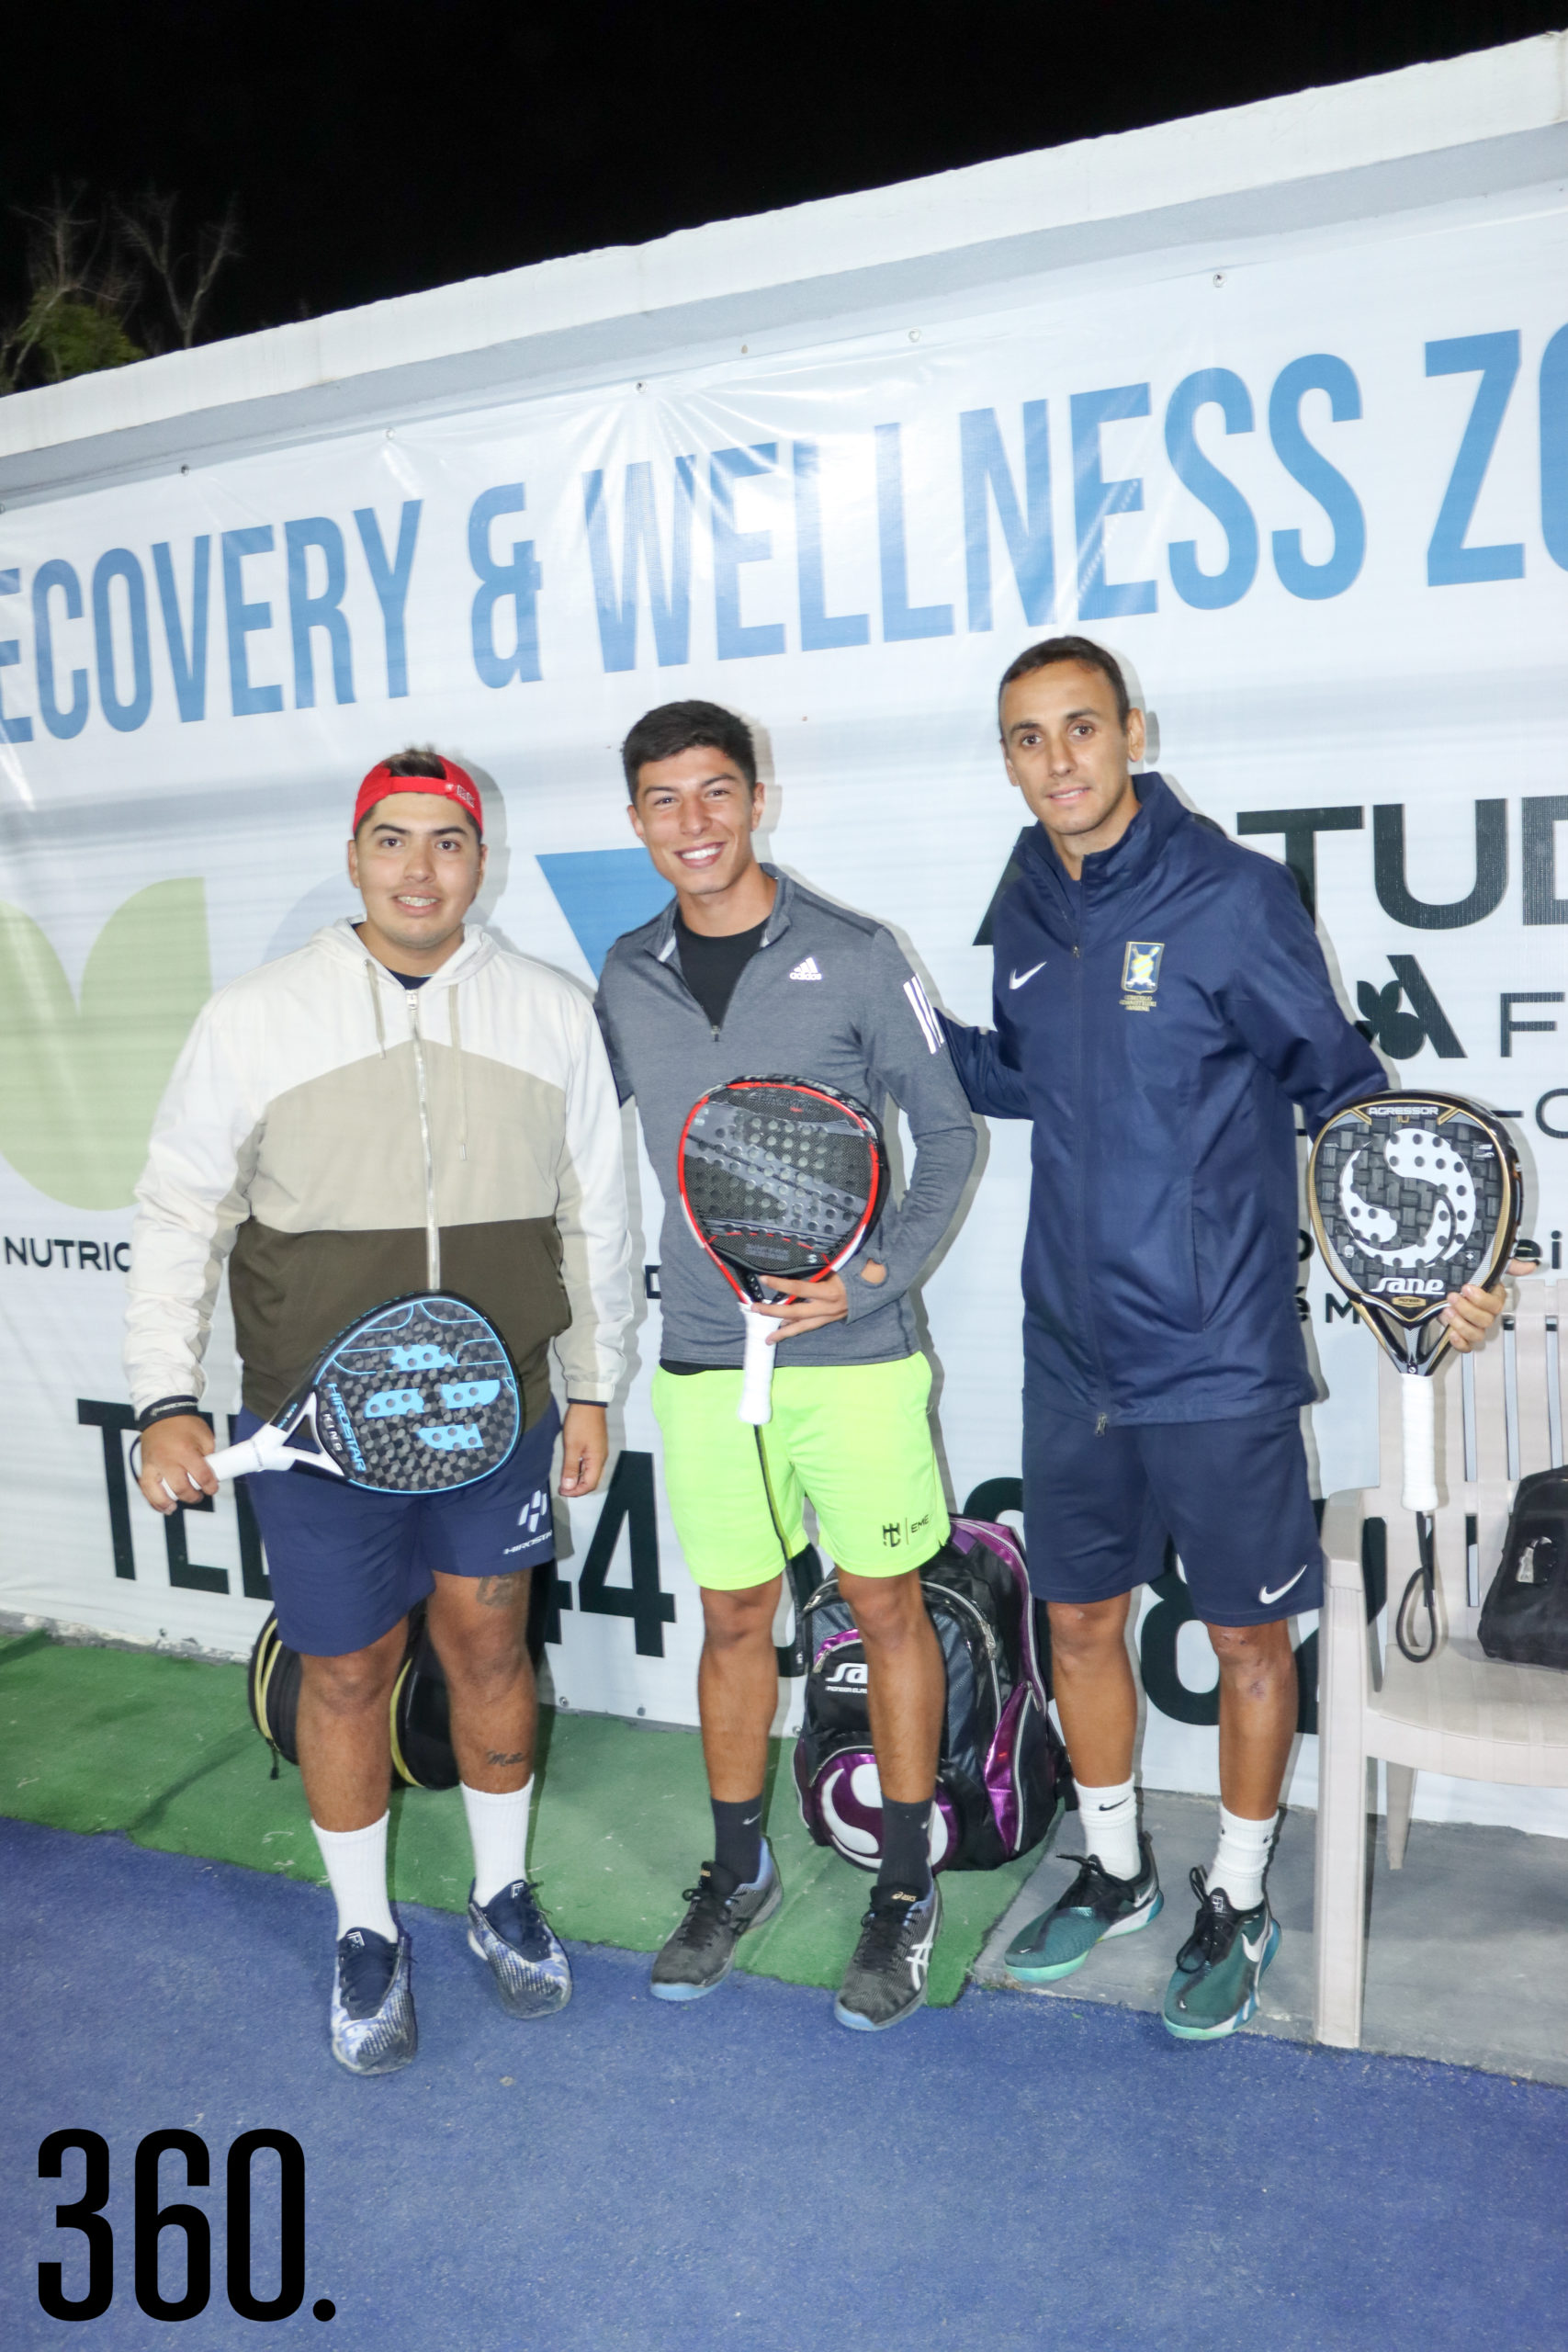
[1003,1833,1161,1984]
[1162,1867,1280,2041]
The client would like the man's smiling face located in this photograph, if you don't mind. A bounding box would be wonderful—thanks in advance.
[626,746,764,909]
[1000,660,1145,873]
[347,793,486,971]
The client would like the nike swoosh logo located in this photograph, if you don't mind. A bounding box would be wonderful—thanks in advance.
[1242,1924,1269,1965]
[1009,962,1046,990]
[1258,1565,1309,1606]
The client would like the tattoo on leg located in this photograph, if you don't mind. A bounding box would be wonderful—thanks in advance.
[474,1572,528,1608]
[485,1750,529,1768]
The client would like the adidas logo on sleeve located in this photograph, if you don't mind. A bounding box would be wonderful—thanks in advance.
[788,956,824,981]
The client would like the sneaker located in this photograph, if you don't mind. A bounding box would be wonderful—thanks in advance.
[467,1879,572,2018]
[1003,1833,1162,1984]
[330,1928,416,2075]
[649,1846,782,2003]
[1162,1868,1280,2041]
[833,1880,942,2032]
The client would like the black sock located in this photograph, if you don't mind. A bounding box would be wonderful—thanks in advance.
[709,1795,764,1896]
[876,1797,934,1901]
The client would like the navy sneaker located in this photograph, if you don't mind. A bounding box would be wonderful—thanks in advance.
[331,1928,416,2075]
[1163,1868,1280,2041]
[467,1879,572,2018]
[1003,1833,1162,1985]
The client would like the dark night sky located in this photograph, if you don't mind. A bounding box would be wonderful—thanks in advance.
[6,2,1567,345]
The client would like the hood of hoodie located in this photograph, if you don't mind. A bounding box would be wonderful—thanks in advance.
[315,914,500,993]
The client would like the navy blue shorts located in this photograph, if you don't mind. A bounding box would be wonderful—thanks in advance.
[1021,1396,1322,1627]
[239,1398,560,1657]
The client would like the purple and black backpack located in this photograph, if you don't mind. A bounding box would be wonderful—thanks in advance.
[791,1518,1068,1873]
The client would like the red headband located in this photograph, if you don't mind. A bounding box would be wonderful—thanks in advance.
[353,757,483,837]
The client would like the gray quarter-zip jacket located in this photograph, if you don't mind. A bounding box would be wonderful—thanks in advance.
[595,868,977,1367]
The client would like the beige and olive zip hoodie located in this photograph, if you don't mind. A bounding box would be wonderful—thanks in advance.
[127,918,632,1429]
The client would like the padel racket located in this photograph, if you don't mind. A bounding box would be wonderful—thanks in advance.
[678,1078,888,1425]
[1308,1092,1520,1660]
[201,1292,521,1494]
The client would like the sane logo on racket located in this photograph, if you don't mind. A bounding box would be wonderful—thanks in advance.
[1309,1092,1520,1663]
[677,1078,887,1426]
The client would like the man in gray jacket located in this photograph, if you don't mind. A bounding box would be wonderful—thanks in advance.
[596,699,976,2030]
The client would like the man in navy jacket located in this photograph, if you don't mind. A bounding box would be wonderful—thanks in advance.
[943,635,1510,2038]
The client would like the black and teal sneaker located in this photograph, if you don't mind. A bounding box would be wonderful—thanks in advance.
[1003,1834,1161,1984]
[1162,1868,1280,2041]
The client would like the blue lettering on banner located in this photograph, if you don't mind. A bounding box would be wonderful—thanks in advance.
[792,442,870,652]
[1071,385,1157,620]
[468,485,544,686]
[710,446,786,660]
[152,538,210,722]
[874,423,953,641]
[354,502,422,698]
[1541,326,1568,572]
[221,526,284,716]
[0,566,31,743]
[32,559,89,740]
[1164,369,1258,610]
[285,517,355,707]
[1425,331,1525,586]
[583,460,694,671]
[91,549,152,733]
[960,402,1055,631]
[1268,355,1365,600]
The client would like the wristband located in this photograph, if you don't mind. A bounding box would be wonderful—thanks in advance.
[138,1395,202,1431]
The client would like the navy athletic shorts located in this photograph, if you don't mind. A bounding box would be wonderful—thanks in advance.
[1021,1395,1322,1628]
[238,1397,560,1657]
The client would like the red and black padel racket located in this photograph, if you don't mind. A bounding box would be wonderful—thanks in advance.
[677,1078,888,1424]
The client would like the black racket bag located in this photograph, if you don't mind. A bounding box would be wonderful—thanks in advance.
[248,1602,460,1789]
[246,1571,564,1790]
[791,1517,1067,1872]
[1477,1468,1568,1668]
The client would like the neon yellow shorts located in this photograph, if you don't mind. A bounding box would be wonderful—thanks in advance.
[650,1351,950,1590]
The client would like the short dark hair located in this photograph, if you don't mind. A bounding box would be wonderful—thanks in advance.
[997,636,1132,730]
[621,700,757,799]
[378,746,450,782]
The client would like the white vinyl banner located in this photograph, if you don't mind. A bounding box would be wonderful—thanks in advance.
[2,189,1565,1824]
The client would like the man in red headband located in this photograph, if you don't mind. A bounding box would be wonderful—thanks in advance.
[127,749,633,2075]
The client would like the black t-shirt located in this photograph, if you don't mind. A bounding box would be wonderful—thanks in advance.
[389,968,430,989]
[675,912,766,1033]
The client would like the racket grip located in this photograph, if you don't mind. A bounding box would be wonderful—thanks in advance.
[1399,1373,1439,1515]
[205,1426,290,1480]
[737,1306,775,1427]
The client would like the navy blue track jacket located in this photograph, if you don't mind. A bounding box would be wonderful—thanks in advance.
[942,775,1384,1426]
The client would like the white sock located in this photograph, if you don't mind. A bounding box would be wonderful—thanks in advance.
[312,1814,398,1943]
[1207,1804,1276,1911]
[1074,1778,1141,1881]
[462,1778,534,1908]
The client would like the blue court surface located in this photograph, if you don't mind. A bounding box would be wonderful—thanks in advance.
[4,1815,1564,2352]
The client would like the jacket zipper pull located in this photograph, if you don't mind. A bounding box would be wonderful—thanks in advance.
[1094,1412,1108,1436]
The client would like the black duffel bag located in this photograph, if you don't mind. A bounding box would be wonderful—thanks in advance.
[1477,1468,1568,1668]
[247,1567,560,1789]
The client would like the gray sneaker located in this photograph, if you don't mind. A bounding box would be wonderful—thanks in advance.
[331,1929,417,2075]
[833,1880,942,2032]
[649,1845,782,2002]
[467,1879,572,2018]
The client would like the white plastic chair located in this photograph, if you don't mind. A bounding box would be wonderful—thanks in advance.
[1313,1276,1568,2048]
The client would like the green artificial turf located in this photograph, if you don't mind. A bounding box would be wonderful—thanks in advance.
[0,1632,1046,2006]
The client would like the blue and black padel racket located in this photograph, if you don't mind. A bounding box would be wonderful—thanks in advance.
[204,1293,521,1493]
